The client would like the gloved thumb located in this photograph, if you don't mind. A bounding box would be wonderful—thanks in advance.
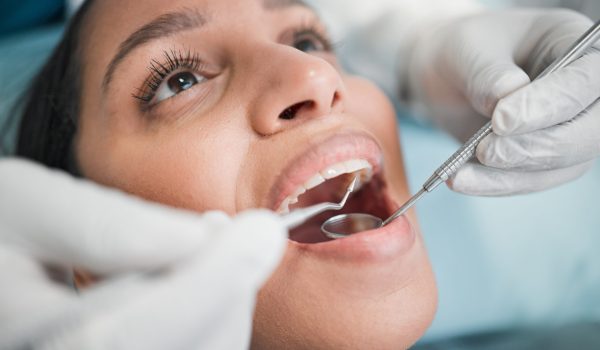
[438,18,532,118]
[461,57,531,118]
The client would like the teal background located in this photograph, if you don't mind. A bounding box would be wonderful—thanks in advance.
[0,0,64,36]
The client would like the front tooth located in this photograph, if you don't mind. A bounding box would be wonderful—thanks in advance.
[304,173,325,190]
[320,163,347,179]
[292,187,306,198]
[344,159,370,173]
[360,164,373,180]
[278,198,291,214]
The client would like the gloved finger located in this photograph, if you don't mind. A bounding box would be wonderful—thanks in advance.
[493,49,600,136]
[0,245,77,349]
[0,244,239,350]
[1,211,286,350]
[439,23,531,117]
[478,100,600,171]
[0,159,234,275]
[45,212,286,350]
[447,159,595,196]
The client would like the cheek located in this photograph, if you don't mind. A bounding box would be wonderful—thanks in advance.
[78,116,248,214]
[345,77,400,151]
[130,142,227,211]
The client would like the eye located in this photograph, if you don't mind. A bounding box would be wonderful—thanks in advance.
[292,30,330,53]
[154,71,206,103]
[294,36,321,52]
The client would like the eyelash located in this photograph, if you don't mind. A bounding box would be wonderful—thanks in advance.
[133,49,206,105]
[292,21,335,52]
[133,24,335,108]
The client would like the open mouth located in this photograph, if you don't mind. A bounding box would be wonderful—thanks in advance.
[278,161,396,244]
[267,132,416,261]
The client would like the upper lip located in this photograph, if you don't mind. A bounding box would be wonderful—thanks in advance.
[266,131,384,211]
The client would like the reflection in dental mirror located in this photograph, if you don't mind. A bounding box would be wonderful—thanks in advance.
[321,213,383,239]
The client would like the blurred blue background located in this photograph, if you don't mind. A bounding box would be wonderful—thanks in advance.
[398,114,600,345]
[0,0,64,36]
[0,1,599,349]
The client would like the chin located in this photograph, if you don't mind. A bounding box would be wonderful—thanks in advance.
[251,248,437,350]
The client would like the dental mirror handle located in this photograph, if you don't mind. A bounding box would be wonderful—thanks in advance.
[282,202,340,229]
[383,20,600,226]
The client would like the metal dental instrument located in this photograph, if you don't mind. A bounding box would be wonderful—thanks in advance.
[322,20,600,239]
[281,176,360,229]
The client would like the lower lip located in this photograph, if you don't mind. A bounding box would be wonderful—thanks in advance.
[291,214,416,263]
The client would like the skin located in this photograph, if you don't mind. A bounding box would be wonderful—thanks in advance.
[73,0,437,348]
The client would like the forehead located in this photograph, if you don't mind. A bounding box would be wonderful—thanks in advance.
[82,0,312,72]
[87,0,309,33]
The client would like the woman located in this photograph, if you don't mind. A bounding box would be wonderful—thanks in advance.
[16,0,437,348]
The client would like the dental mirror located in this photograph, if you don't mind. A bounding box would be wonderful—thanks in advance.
[321,188,426,239]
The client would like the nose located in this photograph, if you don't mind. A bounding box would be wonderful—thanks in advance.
[248,46,346,136]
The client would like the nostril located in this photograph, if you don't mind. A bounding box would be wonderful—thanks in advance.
[331,91,341,109]
[279,101,313,120]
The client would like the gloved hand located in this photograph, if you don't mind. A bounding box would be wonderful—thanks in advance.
[406,9,600,196]
[0,159,287,350]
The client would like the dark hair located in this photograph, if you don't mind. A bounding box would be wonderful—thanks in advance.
[14,0,95,175]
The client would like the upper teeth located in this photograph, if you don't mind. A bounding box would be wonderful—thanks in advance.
[277,159,373,214]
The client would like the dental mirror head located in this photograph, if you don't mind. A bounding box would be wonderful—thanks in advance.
[321,213,383,239]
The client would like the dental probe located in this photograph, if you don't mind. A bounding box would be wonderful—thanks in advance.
[321,20,600,238]
[383,19,600,225]
[281,176,359,229]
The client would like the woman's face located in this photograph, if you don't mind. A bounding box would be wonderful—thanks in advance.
[75,0,436,348]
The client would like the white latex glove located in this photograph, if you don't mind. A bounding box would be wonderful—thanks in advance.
[0,159,287,350]
[407,9,600,196]
[308,0,482,96]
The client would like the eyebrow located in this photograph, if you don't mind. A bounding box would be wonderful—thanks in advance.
[102,8,207,91]
[263,0,309,10]
[102,0,311,92]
